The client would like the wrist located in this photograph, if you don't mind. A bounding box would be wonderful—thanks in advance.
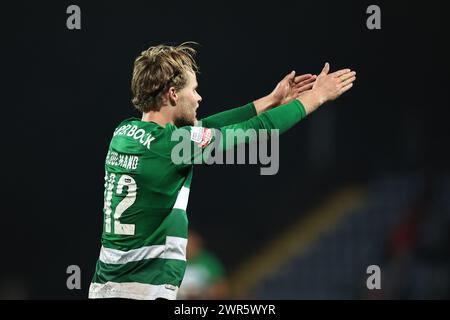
[296,90,325,115]
[311,89,327,106]
[254,93,278,115]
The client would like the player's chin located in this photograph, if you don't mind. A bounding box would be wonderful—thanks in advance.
[191,113,197,126]
[174,116,194,128]
[186,117,196,127]
[188,109,197,126]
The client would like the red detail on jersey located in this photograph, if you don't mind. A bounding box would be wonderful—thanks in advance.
[198,128,213,148]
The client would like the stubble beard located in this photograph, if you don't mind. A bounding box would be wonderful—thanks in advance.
[174,104,196,127]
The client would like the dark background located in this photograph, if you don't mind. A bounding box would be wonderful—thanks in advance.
[1,0,449,299]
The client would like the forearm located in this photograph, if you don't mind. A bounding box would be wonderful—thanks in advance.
[199,92,279,128]
[296,90,324,115]
[201,91,322,153]
[212,99,307,149]
[200,103,257,127]
[251,99,307,134]
[253,94,278,115]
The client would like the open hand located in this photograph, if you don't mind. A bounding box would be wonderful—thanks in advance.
[312,63,356,104]
[270,71,317,106]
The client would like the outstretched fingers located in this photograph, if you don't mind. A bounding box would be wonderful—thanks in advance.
[293,74,313,84]
[340,82,354,94]
[331,68,352,78]
[296,81,314,92]
[338,71,356,82]
[339,75,356,88]
[294,75,316,87]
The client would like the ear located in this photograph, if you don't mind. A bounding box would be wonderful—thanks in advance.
[168,87,178,106]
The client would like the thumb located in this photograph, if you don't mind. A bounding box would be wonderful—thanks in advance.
[286,70,295,81]
[320,62,330,76]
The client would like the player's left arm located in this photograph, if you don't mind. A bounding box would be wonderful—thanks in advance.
[200,72,315,127]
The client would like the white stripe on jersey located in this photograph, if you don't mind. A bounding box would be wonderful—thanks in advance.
[173,186,190,211]
[99,236,187,264]
[89,282,178,300]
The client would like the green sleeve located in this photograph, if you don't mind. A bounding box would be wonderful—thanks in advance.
[196,99,306,164]
[169,99,307,166]
[199,102,257,127]
[218,99,306,137]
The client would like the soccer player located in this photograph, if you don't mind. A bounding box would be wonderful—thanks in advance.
[88,43,356,300]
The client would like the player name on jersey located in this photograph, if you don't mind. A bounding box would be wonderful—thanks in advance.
[105,151,139,170]
[113,124,156,150]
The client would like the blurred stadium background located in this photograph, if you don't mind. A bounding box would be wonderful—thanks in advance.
[2,0,449,299]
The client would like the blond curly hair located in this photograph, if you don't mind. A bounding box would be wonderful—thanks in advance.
[131,42,199,113]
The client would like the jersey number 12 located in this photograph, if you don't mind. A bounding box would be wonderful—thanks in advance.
[103,172,136,235]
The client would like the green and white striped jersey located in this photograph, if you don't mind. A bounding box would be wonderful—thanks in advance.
[89,118,212,300]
